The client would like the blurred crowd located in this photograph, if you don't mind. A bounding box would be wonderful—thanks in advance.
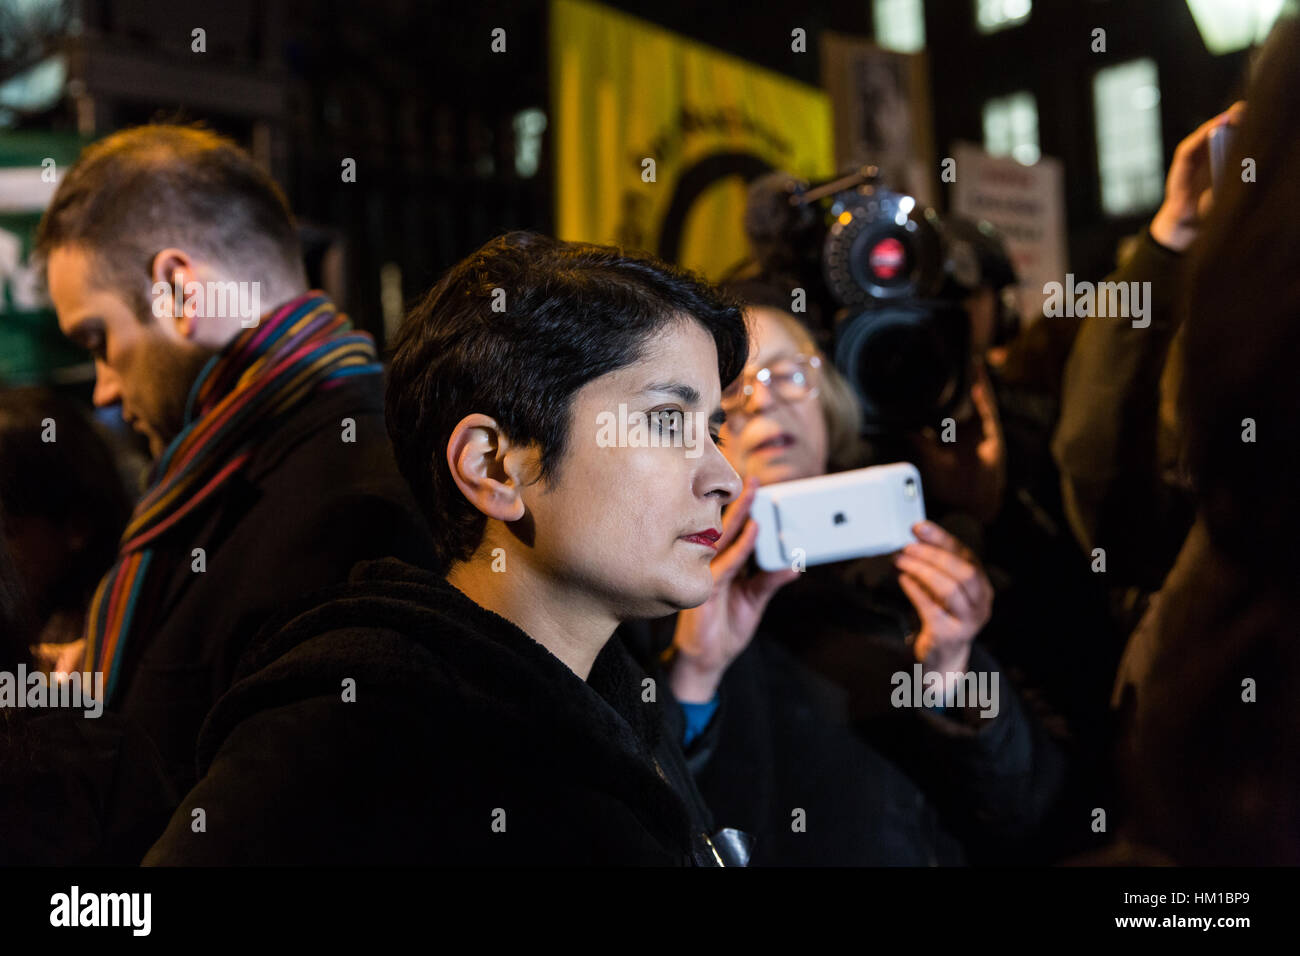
[1,15,1297,868]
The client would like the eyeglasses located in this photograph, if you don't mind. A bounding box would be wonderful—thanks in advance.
[721,354,821,414]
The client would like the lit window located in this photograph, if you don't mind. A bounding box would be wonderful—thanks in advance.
[1185,0,1285,55]
[874,0,926,53]
[976,0,1031,33]
[983,91,1040,166]
[0,55,67,114]
[513,108,548,179]
[1094,59,1164,216]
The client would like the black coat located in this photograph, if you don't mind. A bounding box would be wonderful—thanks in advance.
[676,633,969,865]
[759,558,1066,859]
[113,373,437,793]
[622,555,1066,865]
[0,710,176,865]
[145,558,722,865]
[1112,519,1300,864]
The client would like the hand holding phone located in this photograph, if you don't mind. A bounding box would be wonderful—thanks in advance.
[669,477,802,702]
[1150,101,1245,252]
[893,520,994,672]
[751,462,926,572]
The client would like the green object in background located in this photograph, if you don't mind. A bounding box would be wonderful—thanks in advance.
[0,131,91,386]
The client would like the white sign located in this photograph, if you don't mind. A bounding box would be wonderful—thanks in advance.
[951,142,1067,324]
[0,166,61,214]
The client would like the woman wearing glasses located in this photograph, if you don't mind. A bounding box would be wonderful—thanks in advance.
[636,293,1064,865]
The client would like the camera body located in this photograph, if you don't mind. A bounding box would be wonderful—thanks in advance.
[822,180,972,434]
[744,168,1017,436]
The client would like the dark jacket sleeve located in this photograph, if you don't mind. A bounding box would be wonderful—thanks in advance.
[143,696,349,865]
[688,639,963,865]
[654,605,1064,856]
[882,642,1067,848]
[1111,519,1300,864]
[0,711,178,865]
[1050,229,1193,590]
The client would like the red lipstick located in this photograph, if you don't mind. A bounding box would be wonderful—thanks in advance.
[681,528,721,549]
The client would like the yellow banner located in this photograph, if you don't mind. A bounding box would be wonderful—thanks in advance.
[551,0,834,280]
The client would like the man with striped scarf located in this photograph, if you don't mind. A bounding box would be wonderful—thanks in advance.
[35,125,436,793]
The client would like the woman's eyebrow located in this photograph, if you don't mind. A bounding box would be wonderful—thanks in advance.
[641,382,725,424]
[640,382,701,406]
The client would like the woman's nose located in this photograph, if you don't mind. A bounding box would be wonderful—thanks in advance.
[701,439,744,503]
[740,377,776,415]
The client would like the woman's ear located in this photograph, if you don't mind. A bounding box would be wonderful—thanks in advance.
[445,413,529,522]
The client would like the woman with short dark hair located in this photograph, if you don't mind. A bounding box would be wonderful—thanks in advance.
[146,232,756,865]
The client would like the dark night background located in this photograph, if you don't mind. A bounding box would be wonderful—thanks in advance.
[2,0,1256,342]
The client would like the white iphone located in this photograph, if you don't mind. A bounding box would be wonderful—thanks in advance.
[750,462,926,572]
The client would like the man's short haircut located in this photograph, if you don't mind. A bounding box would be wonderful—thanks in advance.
[34,123,305,316]
[386,231,749,573]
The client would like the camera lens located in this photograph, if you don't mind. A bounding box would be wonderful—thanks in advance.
[834,301,970,434]
[823,187,943,305]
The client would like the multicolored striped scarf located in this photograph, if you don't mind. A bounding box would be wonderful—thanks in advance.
[83,292,382,703]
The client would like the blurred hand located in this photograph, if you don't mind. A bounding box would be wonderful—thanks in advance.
[893,520,994,674]
[1149,101,1246,253]
[31,638,87,675]
[906,363,1006,524]
[669,476,801,702]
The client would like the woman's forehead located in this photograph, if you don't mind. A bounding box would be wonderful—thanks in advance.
[747,308,806,364]
[582,319,719,397]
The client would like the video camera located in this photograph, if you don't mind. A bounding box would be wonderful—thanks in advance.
[742,166,1017,435]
